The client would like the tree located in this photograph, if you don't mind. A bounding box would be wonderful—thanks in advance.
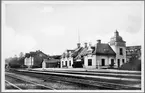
[19,52,24,58]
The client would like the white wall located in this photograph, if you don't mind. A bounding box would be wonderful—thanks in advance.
[96,55,116,69]
[67,57,73,68]
[84,55,96,69]
[60,57,73,68]
[24,57,34,66]
[111,45,126,67]
[42,61,46,69]
[84,55,116,69]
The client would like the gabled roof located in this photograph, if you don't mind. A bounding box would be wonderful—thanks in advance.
[61,49,75,58]
[74,47,88,60]
[71,47,83,58]
[25,50,49,58]
[74,46,96,60]
[93,43,116,56]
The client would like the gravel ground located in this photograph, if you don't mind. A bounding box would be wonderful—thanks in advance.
[5,72,101,90]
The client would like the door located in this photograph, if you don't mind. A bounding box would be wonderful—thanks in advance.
[101,59,105,66]
[111,59,114,66]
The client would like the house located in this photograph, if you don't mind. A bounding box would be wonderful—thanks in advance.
[60,30,127,69]
[42,55,61,68]
[24,50,49,68]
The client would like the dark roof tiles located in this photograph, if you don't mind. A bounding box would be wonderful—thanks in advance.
[93,43,116,56]
[71,47,83,58]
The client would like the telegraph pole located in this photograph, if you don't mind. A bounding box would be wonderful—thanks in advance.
[78,28,80,43]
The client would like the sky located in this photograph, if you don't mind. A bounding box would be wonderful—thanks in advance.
[2,1,144,59]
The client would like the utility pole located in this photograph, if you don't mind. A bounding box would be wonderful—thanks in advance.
[78,28,80,43]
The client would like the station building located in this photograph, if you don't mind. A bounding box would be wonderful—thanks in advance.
[60,30,127,69]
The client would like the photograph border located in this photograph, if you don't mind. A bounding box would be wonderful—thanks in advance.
[1,0,144,93]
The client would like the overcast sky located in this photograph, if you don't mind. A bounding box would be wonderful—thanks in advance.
[2,1,144,59]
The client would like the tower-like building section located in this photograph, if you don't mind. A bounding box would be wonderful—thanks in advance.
[109,30,126,67]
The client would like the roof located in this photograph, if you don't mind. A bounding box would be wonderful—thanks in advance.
[93,43,116,56]
[66,49,75,52]
[110,30,126,44]
[44,59,60,63]
[61,49,75,58]
[61,46,84,58]
[126,46,141,50]
[25,50,49,58]
[75,46,95,60]
[74,47,88,60]
[71,47,83,58]
[50,55,61,59]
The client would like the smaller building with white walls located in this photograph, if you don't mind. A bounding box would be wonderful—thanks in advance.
[61,43,83,68]
[61,50,75,68]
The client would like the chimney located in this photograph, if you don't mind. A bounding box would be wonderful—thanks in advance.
[84,42,87,48]
[77,43,81,48]
[97,39,101,44]
[114,30,119,36]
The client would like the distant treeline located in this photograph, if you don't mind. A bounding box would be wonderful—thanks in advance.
[5,56,26,68]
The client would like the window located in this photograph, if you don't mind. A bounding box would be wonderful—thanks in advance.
[122,59,125,64]
[88,59,92,66]
[101,59,105,66]
[120,48,123,55]
[118,59,120,67]
[69,61,71,66]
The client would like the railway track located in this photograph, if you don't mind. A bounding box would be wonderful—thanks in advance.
[32,68,141,75]
[34,70,141,79]
[5,80,22,90]
[7,69,141,90]
[5,72,105,90]
[17,70,141,83]
[5,74,56,90]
